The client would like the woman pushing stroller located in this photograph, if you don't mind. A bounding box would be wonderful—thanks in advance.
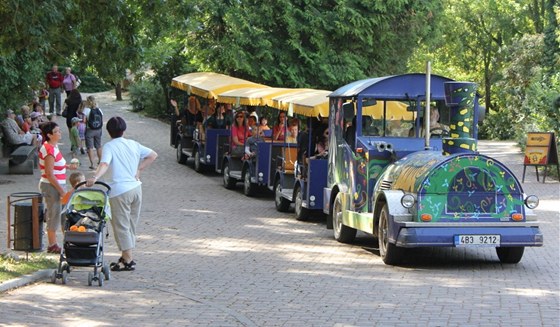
[86,116,157,271]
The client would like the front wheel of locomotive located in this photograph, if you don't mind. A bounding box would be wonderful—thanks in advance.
[378,204,405,265]
[496,247,525,264]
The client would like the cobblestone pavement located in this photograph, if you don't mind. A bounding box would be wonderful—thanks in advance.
[0,92,558,326]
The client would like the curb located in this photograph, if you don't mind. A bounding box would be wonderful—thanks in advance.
[0,269,52,293]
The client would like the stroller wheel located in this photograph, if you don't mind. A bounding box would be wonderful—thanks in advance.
[102,263,111,281]
[87,272,93,286]
[61,270,68,285]
[61,261,71,273]
[98,272,104,287]
[50,270,57,284]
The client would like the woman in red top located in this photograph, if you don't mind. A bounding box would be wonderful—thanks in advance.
[38,122,78,253]
[273,111,287,141]
[231,111,248,156]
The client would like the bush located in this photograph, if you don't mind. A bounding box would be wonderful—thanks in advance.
[128,77,167,118]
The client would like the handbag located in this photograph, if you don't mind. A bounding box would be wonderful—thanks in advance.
[61,107,68,118]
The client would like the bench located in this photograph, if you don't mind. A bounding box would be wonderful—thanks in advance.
[0,130,37,174]
[8,145,37,174]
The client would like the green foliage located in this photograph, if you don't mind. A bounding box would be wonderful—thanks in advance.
[480,34,560,143]
[128,77,167,119]
[180,0,442,89]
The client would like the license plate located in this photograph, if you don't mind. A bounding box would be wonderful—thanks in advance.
[454,234,500,247]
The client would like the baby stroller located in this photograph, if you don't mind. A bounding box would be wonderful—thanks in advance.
[51,181,111,286]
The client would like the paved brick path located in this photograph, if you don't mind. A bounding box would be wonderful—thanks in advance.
[0,91,558,326]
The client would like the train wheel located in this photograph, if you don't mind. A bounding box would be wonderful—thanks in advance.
[194,150,203,173]
[177,141,187,164]
[222,162,236,189]
[332,193,356,243]
[243,169,256,197]
[378,204,404,265]
[274,179,290,212]
[294,185,309,221]
[496,247,524,264]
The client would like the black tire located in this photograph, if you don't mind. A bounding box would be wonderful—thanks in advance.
[222,161,236,189]
[51,270,57,284]
[177,141,187,164]
[274,179,291,212]
[496,247,524,264]
[98,272,104,287]
[378,204,405,265]
[87,272,93,286]
[294,185,309,221]
[243,169,256,197]
[102,263,111,281]
[332,193,356,243]
[194,149,203,173]
[61,270,68,285]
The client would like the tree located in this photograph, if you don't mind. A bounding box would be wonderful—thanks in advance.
[181,0,443,90]
[0,1,75,109]
[543,0,559,76]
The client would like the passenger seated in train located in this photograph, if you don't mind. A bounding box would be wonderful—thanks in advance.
[362,116,380,136]
[285,118,299,143]
[231,111,248,157]
[170,96,203,138]
[273,111,287,141]
[205,103,228,129]
[312,127,329,159]
[244,125,264,160]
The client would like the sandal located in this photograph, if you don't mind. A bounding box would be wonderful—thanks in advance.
[110,257,136,271]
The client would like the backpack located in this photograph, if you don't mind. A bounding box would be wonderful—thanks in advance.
[88,108,103,130]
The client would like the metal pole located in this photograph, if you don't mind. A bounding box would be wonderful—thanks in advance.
[425,61,431,149]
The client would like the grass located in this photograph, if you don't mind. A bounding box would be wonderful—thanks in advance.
[0,253,57,283]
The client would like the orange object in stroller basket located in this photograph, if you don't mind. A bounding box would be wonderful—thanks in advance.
[51,181,112,286]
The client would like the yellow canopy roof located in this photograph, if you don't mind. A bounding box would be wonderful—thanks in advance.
[217,87,300,107]
[171,72,267,99]
[269,89,331,117]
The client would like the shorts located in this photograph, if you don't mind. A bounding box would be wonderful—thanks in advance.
[85,128,102,149]
[39,182,65,231]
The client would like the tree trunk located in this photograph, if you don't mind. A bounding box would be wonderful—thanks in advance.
[115,82,123,101]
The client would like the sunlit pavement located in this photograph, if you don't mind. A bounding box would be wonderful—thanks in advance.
[0,92,558,326]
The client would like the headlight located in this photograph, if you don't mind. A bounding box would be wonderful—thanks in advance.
[525,195,539,209]
[401,194,416,208]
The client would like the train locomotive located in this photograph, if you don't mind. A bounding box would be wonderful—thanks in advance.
[324,73,543,265]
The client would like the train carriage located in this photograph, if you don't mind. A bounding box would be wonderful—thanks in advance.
[170,72,267,172]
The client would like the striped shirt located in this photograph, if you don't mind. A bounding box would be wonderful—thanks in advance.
[39,142,66,185]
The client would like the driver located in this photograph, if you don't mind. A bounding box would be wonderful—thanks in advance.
[423,107,449,138]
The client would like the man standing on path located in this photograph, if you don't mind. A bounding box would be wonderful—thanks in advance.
[46,64,63,116]
[86,116,158,271]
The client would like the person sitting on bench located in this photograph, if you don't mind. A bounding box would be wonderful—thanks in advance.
[2,109,38,147]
